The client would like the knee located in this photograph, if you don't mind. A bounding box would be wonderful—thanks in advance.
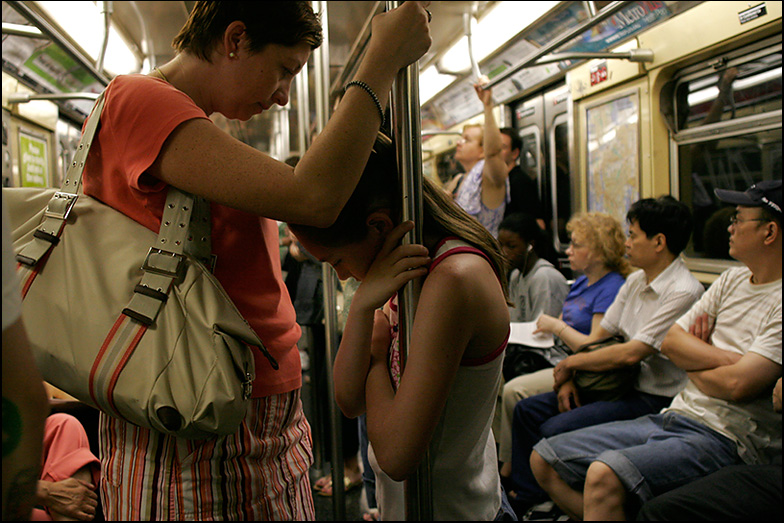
[45,413,90,445]
[585,461,624,499]
[529,450,555,489]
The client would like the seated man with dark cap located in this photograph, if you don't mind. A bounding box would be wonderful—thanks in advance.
[528,180,782,521]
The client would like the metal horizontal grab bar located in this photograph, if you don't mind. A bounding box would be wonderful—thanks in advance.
[7,92,101,104]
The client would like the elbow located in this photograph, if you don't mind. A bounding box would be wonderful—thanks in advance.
[334,389,364,420]
[336,398,363,420]
[661,328,679,358]
[375,451,417,482]
[305,200,341,228]
[368,426,421,481]
[621,352,644,368]
[726,377,758,403]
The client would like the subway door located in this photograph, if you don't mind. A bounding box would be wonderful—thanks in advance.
[511,94,545,220]
[544,84,573,277]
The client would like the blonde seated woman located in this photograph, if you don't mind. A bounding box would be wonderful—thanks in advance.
[497,213,631,484]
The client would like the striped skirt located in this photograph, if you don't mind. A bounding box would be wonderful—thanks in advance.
[98,389,314,520]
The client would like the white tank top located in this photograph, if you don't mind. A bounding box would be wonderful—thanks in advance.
[369,238,506,520]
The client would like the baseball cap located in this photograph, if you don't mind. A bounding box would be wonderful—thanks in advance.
[715,180,782,220]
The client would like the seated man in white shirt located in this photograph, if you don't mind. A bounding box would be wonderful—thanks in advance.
[530,180,782,520]
[507,196,705,514]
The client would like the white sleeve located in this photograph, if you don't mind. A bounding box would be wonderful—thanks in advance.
[2,192,22,331]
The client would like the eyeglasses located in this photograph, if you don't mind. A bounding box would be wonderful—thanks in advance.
[729,215,767,226]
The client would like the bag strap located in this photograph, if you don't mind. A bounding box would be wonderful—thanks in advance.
[15,93,106,267]
[576,334,625,352]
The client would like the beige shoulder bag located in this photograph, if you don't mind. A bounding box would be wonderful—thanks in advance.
[4,92,277,439]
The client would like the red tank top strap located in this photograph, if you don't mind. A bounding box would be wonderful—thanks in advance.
[461,328,510,367]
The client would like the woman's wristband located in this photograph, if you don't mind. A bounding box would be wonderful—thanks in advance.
[345,80,384,126]
[556,322,568,337]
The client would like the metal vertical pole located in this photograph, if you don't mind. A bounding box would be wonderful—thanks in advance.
[295,63,311,155]
[312,2,345,520]
[385,2,432,520]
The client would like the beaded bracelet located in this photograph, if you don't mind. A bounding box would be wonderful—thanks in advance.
[345,80,384,126]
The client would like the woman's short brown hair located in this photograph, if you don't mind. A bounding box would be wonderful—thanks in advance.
[173,1,322,62]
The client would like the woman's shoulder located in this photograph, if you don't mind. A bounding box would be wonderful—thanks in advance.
[106,74,205,115]
[426,239,500,295]
[600,270,626,287]
[108,73,166,93]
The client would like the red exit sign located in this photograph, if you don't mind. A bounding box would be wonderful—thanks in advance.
[590,62,608,86]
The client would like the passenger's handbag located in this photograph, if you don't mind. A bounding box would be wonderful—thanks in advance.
[572,335,639,403]
[502,344,553,382]
[4,93,278,439]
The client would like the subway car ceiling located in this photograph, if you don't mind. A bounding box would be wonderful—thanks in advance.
[3,1,782,281]
[5,1,705,148]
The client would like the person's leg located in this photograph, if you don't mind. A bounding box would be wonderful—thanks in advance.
[583,462,627,521]
[635,463,783,521]
[499,369,555,470]
[529,451,583,520]
[508,392,560,506]
[531,415,664,519]
[539,391,672,439]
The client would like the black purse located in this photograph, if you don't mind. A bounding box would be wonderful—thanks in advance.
[502,344,554,382]
[572,335,639,403]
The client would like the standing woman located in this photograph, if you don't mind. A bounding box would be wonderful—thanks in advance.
[83,2,431,520]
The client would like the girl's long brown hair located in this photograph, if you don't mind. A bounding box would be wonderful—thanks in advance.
[289,133,509,299]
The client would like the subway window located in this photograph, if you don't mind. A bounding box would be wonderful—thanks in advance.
[673,41,782,262]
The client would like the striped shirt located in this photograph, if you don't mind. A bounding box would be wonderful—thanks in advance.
[601,257,704,397]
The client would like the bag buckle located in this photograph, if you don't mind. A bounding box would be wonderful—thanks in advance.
[141,247,186,280]
[44,192,78,220]
[243,372,253,400]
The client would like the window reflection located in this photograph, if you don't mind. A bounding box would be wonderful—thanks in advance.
[676,53,782,131]
[678,129,782,259]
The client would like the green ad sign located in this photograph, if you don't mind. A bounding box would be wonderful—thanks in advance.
[19,131,49,188]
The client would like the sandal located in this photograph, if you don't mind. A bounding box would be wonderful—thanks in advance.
[317,476,363,497]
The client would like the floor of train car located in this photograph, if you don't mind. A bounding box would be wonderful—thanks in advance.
[301,360,367,521]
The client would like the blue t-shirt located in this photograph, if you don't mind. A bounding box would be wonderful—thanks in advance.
[561,272,625,335]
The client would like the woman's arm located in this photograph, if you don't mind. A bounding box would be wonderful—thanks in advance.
[333,307,389,419]
[536,313,610,353]
[365,253,506,481]
[333,222,430,418]
[475,83,508,210]
[150,2,432,227]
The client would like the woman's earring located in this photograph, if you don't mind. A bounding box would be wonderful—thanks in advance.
[229,52,236,59]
